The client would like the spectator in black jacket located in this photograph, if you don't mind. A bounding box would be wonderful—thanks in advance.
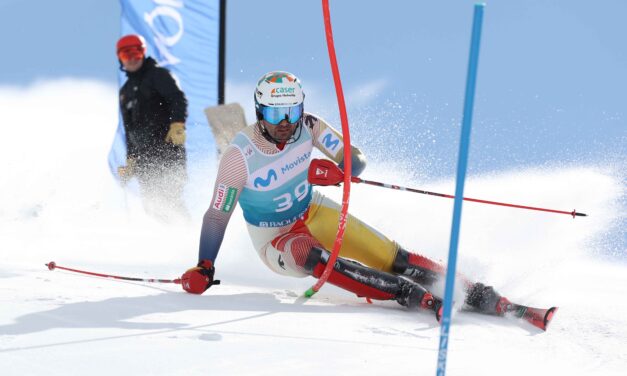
[116,34,189,221]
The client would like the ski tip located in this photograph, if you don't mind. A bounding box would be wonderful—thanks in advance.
[524,306,558,331]
[46,261,56,271]
[436,304,444,324]
[543,307,558,331]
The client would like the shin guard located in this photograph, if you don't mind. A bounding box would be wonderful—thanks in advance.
[392,247,445,286]
[304,247,434,310]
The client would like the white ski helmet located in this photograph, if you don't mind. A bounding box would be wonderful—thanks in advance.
[254,71,306,144]
[255,71,304,110]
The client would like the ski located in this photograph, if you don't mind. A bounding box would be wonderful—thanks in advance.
[431,296,557,331]
[501,301,558,331]
[474,298,558,331]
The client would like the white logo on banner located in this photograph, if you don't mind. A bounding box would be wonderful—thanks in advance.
[144,0,184,66]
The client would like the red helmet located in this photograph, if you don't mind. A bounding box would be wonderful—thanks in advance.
[116,34,146,52]
[116,34,146,62]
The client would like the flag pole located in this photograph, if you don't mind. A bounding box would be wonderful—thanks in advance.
[437,4,485,375]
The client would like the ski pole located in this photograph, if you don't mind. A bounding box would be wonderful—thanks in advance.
[352,176,587,218]
[45,261,181,284]
[308,159,587,218]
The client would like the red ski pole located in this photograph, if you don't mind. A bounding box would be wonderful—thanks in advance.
[308,159,588,218]
[45,261,181,284]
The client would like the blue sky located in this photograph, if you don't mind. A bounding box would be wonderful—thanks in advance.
[1,0,625,177]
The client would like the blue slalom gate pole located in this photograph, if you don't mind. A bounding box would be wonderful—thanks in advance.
[436,4,485,376]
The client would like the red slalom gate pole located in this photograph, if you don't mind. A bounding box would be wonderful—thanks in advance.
[305,0,353,298]
[45,261,182,284]
[351,176,587,218]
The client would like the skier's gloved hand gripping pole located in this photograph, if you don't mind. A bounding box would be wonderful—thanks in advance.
[181,260,220,294]
[309,159,588,218]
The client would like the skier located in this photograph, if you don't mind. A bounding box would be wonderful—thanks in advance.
[116,34,189,221]
[181,71,506,320]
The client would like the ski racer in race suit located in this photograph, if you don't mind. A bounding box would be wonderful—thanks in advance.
[182,71,504,318]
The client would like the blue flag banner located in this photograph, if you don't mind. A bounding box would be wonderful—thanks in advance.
[108,0,221,201]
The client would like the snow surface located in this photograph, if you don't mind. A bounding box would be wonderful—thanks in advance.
[1,81,626,375]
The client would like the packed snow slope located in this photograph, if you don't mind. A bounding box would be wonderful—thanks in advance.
[0,81,625,375]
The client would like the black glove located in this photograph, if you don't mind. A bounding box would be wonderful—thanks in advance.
[181,260,220,294]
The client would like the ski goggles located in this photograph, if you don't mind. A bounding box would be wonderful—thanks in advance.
[117,47,144,63]
[259,103,303,125]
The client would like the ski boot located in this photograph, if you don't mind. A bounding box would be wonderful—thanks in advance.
[305,247,442,322]
[465,282,558,330]
[464,282,511,315]
[396,278,441,322]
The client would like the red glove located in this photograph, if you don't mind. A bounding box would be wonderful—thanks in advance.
[308,159,345,186]
[181,260,220,294]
